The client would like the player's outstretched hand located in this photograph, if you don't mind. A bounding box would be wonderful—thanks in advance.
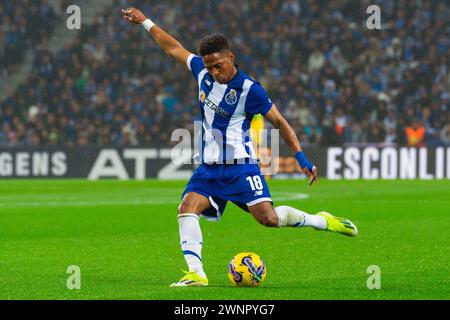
[121,7,147,24]
[303,166,319,187]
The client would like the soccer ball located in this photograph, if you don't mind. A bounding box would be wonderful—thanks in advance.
[227,252,266,287]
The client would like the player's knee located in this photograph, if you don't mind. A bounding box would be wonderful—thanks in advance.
[259,211,278,228]
[178,199,200,215]
[178,201,190,214]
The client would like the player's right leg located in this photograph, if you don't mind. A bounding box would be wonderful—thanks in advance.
[248,202,358,237]
[274,205,358,236]
[171,192,211,287]
[224,163,357,237]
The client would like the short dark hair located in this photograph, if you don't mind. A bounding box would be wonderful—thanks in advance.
[197,34,230,56]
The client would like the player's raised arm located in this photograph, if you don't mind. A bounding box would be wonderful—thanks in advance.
[121,7,192,68]
[264,104,319,186]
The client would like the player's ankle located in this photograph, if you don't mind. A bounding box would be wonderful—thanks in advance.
[190,266,207,279]
[196,271,207,279]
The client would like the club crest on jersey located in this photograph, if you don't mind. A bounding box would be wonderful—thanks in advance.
[225,89,237,105]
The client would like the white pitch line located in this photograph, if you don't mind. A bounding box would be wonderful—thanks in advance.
[0,192,310,208]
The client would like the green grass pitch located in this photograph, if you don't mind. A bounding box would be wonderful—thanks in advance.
[0,179,449,300]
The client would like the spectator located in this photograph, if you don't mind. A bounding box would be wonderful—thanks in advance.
[405,120,426,147]
[308,48,325,74]
[441,123,450,145]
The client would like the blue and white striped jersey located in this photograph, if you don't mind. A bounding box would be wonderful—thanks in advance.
[187,54,273,164]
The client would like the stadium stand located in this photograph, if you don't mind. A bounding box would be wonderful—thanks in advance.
[0,0,449,147]
[0,0,57,79]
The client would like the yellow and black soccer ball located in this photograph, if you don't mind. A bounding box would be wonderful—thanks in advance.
[227,252,267,287]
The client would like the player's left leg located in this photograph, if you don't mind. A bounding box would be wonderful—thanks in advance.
[248,201,358,237]
[173,192,211,287]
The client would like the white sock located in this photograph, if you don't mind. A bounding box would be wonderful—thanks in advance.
[178,213,207,279]
[274,206,327,230]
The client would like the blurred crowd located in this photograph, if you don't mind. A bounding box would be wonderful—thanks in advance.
[1,0,449,147]
[0,0,57,79]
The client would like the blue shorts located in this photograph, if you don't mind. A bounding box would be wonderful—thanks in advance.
[182,162,272,221]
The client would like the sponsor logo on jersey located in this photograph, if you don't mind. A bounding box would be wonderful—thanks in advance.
[200,90,206,103]
[204,97,230,118]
